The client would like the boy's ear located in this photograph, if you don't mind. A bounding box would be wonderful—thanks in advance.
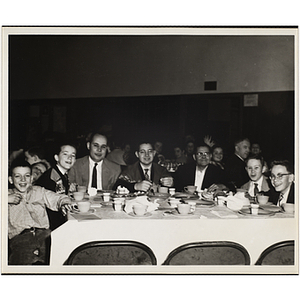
[87,142,91,150]
[262,165,267,173]
[54,154,59,162]
[33,155,39,162]
[8,176,13,184]
[135,151,139,158]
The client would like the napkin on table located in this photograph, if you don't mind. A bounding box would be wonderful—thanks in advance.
[124,196,159,214]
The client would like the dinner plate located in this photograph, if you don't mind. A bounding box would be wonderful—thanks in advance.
[97,190,114,196]
[71,208,96,215]
[259,203,282,213]
[238,208,275,217]
[128,212,152,218]
[173,192,199,200]
[171,211,195,217]
[99,201,113,206]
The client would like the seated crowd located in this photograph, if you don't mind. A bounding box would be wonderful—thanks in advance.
[7,133,295,265]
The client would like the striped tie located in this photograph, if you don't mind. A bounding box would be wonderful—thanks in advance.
[144,168,150,181]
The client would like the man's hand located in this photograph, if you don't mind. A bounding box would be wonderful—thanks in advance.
[8,192,23,205]
[160,177,173,187]
[61,203,73,216]
[134,180,152,192]
[69,183,77,193]
[204,135,215,147]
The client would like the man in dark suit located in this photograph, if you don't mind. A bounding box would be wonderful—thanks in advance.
[268,160,294,206]
[114,141,173,192]
[225,137,251,190]
[174,144,226,192]
[68,133,121,191]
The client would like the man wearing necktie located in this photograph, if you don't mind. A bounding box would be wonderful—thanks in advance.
[114,141,173,192]
[269,160,294,206]
[68,133,121,191]
[241,155,272,203]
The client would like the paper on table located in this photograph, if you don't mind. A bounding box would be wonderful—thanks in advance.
[124,196,159,214]
[211,210,238,218]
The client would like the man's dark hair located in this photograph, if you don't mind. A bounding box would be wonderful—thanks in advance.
[9,159,32,176]
[31,161,49,171]
[135,141,154,152]
[270,160,294,174]
[195,143,212,154]
[54,141,77,156]
[26,146,46,159]
[245,154,265,167]
[234,137,250,146]
[88,133,108,144]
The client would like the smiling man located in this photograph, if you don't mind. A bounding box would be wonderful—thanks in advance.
[269,160,294,206]
[68,133,121,191]
[114,141,173,192]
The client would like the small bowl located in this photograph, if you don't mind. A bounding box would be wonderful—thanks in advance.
[73,191,85,201]
[257,195,269,205]
[282,203,294,214]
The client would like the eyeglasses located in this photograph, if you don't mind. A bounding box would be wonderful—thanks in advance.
[196,152,210,157]
[139,150,154,155]
[269,173,291,181]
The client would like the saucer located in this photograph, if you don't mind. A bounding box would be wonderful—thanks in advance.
[71,208,95,215]
[128,212,152,218]
[171,210,194,217]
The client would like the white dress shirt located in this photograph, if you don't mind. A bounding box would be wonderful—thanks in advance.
[278,184,292,206]
[88,157,103,190]
[194,165,208,191]
[140,164,152,181]
[248,176,264,197]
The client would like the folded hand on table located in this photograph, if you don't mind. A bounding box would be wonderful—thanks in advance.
[134,180,152,192]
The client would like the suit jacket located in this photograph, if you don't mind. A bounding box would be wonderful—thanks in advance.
[68,156,121,190]
[241,175,272,194]
[269,182,295,205]
[174,163,226,192]
[114,161,171,192]
[225,154,249,189]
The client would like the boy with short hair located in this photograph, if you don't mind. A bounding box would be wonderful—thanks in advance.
[8,159,72,265]
[241,155,271,201]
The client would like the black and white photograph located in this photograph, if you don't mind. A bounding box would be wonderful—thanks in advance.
[1,26,298,276]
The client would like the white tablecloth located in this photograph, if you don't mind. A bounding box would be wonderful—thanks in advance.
[49,199,298,274]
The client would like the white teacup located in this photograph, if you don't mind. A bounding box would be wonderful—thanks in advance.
[133,204,147,216]
[73,191,85,201]
[257,195,269,205]
[77,185,86,193]
[158,186,169,194]
[169,188,176,195]
[282,203,294,214]
[77,201,91,213]
[184,185,197,194]
[103,192,110,202]
[186,200,196,212]
[177,203,191,215]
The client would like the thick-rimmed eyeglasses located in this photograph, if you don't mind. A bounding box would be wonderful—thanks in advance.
[269,173,291,181]
[196,152,210,157]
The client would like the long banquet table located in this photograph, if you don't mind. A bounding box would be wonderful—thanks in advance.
[49,197,298,274]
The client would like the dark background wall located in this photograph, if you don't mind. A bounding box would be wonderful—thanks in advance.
[8,34,295,165]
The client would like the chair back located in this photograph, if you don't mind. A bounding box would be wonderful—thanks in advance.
[163,241,250,265]
[64,240,157,265]
[255,240,294,265]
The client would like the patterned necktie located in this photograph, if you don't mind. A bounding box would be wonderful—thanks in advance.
[144,168,150,181]
[92,163,98,188]
[278,193,284,206]
[254,183,259,196]
[64,172,69,194]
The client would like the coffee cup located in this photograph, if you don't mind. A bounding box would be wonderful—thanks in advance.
[73,191,85,201]
[77,200,91,213]
[251,204,259,215]
[186,201,196,212]
[77,185,86,193]
[184,186,197,194]
[282,203,294,214]
[103,192,110,202]
[133,204,147,216]
[257,195,269,205]
[158,186,169,194]
[169,188,176,196]
[177,203,191,215]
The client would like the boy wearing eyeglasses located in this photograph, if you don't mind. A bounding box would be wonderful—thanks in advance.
[269,160,294,206]
[68,133,121,191]
[114,142,173,192]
